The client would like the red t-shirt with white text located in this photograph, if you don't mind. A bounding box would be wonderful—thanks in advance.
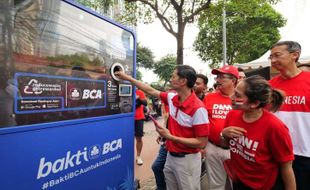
[224,109,294,190]
[269,71,310,157]
[203,91,232,145]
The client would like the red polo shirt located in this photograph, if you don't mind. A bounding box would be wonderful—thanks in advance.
[160,91,209,153]
[135,89,146,120]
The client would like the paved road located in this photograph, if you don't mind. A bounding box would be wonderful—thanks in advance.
[134,118,164,188]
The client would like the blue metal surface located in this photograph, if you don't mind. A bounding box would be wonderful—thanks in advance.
[0,0,136,189]
[0,117,134,190]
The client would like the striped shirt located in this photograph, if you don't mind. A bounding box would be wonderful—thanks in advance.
[160,91,209,153]
[270,71,310,157]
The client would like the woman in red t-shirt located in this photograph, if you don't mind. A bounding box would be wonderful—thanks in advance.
[220,75,296,190]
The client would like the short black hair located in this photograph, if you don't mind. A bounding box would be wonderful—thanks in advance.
[196,74,208,85]
[244,75,284,112]
[175,65,197,88]
[238,67,244,72]
[271,41,301,62]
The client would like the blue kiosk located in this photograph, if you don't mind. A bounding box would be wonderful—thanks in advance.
[0,0,136,189]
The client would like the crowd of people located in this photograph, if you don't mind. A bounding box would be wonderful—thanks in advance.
[116,40,310,190]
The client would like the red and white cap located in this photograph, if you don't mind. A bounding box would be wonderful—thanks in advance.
[212,65,239,79]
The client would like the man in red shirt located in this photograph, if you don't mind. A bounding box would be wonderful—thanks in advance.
[116,65,209,190]
[194,74,208,101]
[269,41,310,190]
[237,67,246,82]
[135,89,147,165]
[203,65,238,190]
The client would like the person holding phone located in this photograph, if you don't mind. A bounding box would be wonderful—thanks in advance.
[116,65,209,190]
[151,93,171,190]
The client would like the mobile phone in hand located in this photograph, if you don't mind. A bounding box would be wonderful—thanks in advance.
[149,115,160,127]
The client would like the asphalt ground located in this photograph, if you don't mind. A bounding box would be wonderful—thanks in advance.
[134,118,164,189]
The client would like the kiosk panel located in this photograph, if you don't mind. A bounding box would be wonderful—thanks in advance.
[0,0,136,189]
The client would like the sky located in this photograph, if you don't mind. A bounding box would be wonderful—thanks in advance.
[135,0,310,85]
[136,22,213,86]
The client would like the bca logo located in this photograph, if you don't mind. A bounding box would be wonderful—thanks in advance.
[82,89,102,99]
[69,88,81,100]
[88,145,101,160]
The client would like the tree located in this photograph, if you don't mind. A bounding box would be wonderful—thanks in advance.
[153,54,177,87]
[150,82,165,91]
[136,43,155,69]
[76,0,114,15]
[194,0,285,68]
[124,0,212,65]
[136,70,143,80]
[135,43,154,81]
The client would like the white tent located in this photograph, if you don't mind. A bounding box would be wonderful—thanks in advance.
[236,0,310,69]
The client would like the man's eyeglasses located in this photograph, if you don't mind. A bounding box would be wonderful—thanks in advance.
[268,52,294,61]
[268,53,284,61]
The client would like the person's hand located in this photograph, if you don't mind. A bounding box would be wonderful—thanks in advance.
[155,124,171,140]
[200,149,206,160]
[222,126,247,139]
[114,70,131,81]
[156,136,161,144]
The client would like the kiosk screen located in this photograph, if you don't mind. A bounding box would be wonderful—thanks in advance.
[0,0,135,128]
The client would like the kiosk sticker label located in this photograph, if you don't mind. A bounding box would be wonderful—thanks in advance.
[14,73,106,113]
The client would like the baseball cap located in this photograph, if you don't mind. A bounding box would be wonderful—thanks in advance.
[212,65,239,79]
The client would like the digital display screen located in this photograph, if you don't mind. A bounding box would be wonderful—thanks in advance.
[119,84,132,96]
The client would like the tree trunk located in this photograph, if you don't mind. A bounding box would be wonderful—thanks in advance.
[176,23,185,65]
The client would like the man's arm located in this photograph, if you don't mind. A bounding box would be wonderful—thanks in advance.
[155,125,208,149]
[170,136,208,149]
[280,161,296,190]
[115,71,160,98]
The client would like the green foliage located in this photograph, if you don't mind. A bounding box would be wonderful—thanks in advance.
[123,0,213,65]
[194,0,285,68]
[153,54,177,87]
[123,0,212,25]
[137,43,154,69]
[76,0,114,14]
[136,70,143,80]
[150,82,165,91]
[119,1,154,25]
